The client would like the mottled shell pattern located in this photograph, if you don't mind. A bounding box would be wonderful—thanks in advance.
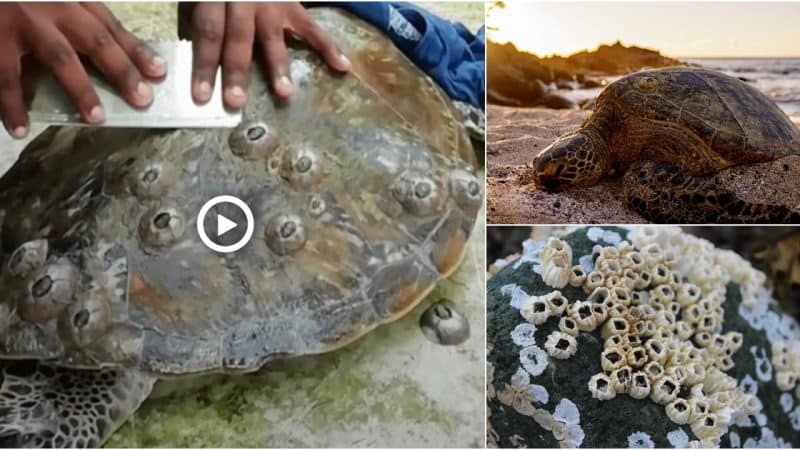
[0,9,481,375]
[601,67,800,166]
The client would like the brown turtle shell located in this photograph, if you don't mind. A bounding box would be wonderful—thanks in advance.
[0,8,481,375]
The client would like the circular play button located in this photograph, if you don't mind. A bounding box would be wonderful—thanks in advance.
[197,195,254,253]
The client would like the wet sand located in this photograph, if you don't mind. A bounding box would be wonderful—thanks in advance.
[487,105,648,224]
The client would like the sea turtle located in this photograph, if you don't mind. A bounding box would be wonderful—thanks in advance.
[0,8,482,447]
[531,67,800,223]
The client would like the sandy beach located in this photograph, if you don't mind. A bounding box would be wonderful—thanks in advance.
[487,105,649,224]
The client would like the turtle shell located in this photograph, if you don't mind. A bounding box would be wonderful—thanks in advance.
[603,67,800,164]
[0,9,481,375]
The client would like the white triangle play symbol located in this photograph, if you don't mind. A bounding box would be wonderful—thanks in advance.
[217,214,237,236]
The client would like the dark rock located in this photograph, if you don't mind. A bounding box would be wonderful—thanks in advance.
[487,39,684,107]
[543,93,577,110]
[580,78,605,89]
[487,227,800,448]
[556,80,575,90]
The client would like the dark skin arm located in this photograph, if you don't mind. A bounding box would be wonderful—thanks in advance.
[0,2,165,138]
[178,2,351,109]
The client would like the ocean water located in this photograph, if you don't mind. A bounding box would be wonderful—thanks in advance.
[559,58,800,124]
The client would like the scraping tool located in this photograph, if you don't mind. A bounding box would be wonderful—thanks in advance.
[27,40,240,128]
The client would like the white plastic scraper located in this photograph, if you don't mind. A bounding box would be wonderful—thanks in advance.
[27,40,241,128]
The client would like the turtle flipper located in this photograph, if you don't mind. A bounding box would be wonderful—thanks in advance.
[0,361,155,448]
[623,160,800,223]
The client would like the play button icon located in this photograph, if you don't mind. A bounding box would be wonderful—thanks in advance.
[217,214,237,236]
[197,195,254,253]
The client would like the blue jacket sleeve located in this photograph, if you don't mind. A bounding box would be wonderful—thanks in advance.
[312,2,485,109]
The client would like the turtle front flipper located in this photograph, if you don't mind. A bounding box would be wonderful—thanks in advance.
[622,159,800,223]
[0,361,155,448]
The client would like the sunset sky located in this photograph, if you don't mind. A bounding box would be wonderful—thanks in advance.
[486,2,800,58]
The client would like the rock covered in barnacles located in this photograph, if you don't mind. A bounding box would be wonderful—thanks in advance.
[487,226,800,448]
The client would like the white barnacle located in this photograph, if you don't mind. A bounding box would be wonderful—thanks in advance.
[627,347,648,369]
[540,237,572,288]
[651,375,680,405]
[666,398,691,425]
[645,339,668,364]
[569,265,587,287]
[585,270,605,292]
[627,431,655,448]
[544,291,569,316]
[675,282,701,307]
[644,361,665,382]
[588,373,616,400]
[570,301,597,332]
[611,366,633,394]
[520,345,548,376]
[629,371,651,399]
[559,316,579,336]
[545,331,578,360]
[602,317,630,339]
[510,323,537,347]
[521,296,551,325]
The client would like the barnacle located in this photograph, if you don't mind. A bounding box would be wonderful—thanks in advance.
[651,375,679,404]
[666,398,691,424]
[629,371,651,399]
[540,238,572,288]
[588,373,616,400]
[569,265,587,287]
[521,296,550,325]
[559,316,579,336]
[545,331,577,360]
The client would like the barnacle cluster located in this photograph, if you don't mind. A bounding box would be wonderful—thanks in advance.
[511,228,790,447]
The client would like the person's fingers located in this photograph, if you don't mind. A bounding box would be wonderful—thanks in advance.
[291,12,350,73]
[256,14,292,99]
[0,44,28,138]
[190,2,225,103]
[82,2,166,79]
[27,26,104,124]
[221,3,255,109]
[59,8,152,108]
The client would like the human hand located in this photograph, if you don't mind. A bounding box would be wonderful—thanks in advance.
[178,2,350,109]
[0,2,166,138]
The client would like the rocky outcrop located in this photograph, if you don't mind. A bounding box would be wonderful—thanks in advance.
[487,40,683,107]
[543,41,682,77]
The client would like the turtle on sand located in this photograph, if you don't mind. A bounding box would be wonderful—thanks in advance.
[531,67,800,223]
[0,8,481,447]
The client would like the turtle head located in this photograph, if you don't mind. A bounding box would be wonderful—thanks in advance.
[533,132,608,191]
